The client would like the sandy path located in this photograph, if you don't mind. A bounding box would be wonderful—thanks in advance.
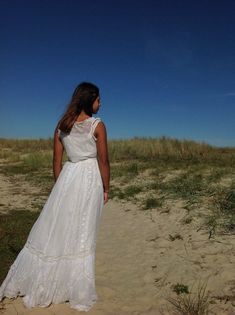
[0,173,235,314]
[0,173,46,214]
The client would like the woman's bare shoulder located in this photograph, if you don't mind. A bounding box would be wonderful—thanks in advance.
[94,119,107,139]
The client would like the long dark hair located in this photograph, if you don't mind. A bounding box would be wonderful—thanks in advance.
[58,82,99,133]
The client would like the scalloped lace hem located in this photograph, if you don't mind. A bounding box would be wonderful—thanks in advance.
[0,245,98,311]
[0,293,97,312]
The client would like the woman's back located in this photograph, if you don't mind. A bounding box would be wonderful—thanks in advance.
[59,117,101,162]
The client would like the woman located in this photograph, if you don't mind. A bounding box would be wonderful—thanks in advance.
[0,82,110,311]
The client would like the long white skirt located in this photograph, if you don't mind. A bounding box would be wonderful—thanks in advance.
[0,158,104,311]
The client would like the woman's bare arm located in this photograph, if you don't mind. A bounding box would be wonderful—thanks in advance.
[95,122,110,203]
[53,126,64,182]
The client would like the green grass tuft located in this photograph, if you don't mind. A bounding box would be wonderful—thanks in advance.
[172,283,189,295]
[0,210,40,283]
[167,280,211,315]
[143,196,163,210]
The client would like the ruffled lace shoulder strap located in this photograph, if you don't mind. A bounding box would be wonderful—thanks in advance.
[90,117,102,140]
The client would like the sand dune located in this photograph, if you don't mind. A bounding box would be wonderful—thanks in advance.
[0,173,235,314]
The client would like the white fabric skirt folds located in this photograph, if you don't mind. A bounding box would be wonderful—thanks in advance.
[0,158,104,311]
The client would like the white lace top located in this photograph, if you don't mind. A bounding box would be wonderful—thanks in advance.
[58,117,101,162]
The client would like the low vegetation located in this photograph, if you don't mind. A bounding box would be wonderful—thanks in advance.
[0,210,40,282]
[0,137,235,287]
[167,280,211,314]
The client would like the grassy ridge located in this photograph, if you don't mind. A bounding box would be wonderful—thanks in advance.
[1,136,235,162]
[1,137,235,209]
[0,137,234,221]
[109,136,216,161]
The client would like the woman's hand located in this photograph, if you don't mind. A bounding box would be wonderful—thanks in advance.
[53,125,64,181]
[104,191,109,204]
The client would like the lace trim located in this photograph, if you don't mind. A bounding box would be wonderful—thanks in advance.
[24,243,95,262]
[78,161,93,250]
[90,118,101,141]
[70,299,97,312]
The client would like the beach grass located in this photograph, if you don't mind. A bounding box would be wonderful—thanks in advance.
[0,137,235,285]
[167,280,211,314]
[0,136,235,212]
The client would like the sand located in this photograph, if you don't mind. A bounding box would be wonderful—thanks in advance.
[0,173,46,214]
[0,173,235,314]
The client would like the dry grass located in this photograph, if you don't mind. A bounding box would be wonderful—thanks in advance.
[1,136,235,163]
[167,280,211,315]
[0,137,235,235]
[108,136,235,166]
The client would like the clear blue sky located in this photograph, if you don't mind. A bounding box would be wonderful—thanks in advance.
[0,0,234,147]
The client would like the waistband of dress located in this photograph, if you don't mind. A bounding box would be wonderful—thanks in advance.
[67,157,97,163]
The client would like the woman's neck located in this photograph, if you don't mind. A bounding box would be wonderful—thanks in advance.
[76,111,91,122]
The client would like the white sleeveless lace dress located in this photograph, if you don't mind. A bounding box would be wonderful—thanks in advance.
[0,117,104,312]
